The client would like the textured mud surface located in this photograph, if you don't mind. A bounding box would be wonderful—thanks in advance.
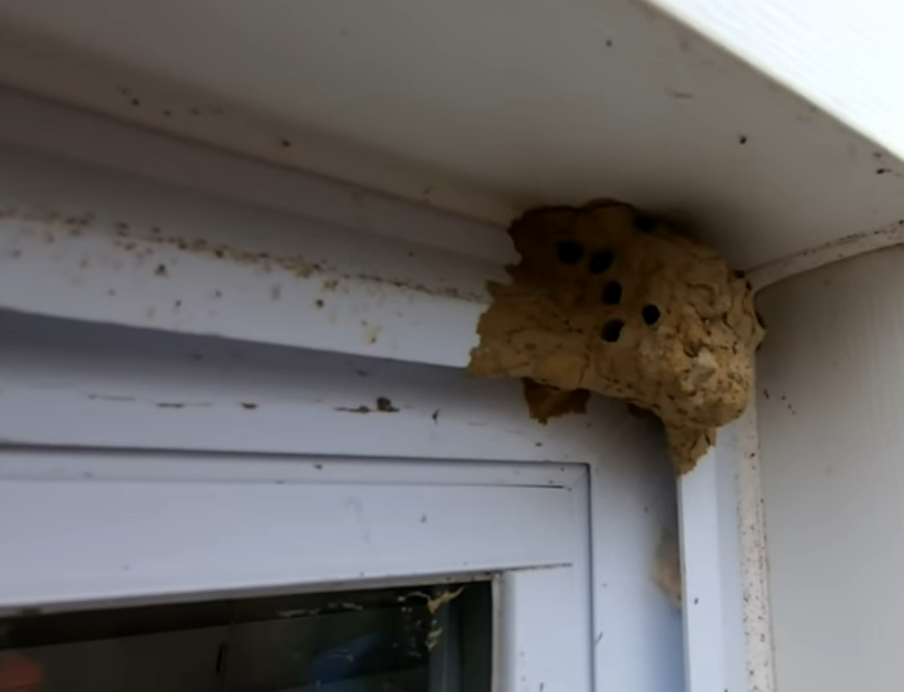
[468,200,765,473]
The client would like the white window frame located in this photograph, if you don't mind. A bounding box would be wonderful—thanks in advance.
[0,450,592,692]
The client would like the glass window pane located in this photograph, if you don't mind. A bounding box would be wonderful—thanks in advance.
[0,581,492,692]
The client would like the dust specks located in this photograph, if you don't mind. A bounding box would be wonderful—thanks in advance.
[363,324,383,345]
[336,397,400,415]
[667,88,694,100]
[376,397,398,413]
[241,403,258,410]
[88,394,136,403]
[154,263,168,277]
[738,134,749,145]
[106,222,324,281]
[270,284,283,301]
[335,405,372,414]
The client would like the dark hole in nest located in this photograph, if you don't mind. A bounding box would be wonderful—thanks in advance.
[602,281,622,305]
[589,250,614,274]
[633,212,657,233]
[556,240,584,264]
[642,304,661,325]
[601,320,624,342]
